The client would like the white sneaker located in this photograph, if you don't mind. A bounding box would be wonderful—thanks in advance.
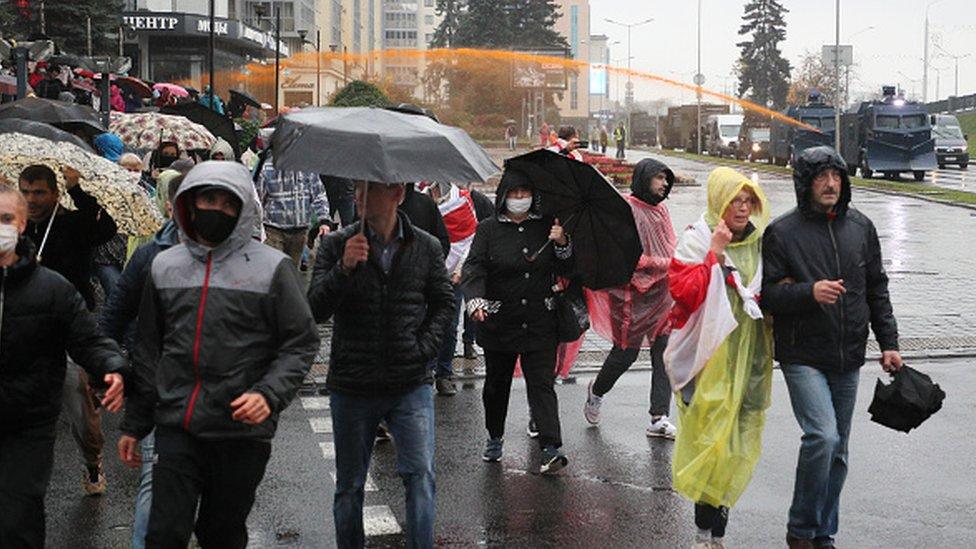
[583,379,602,425]
[646,415,677,439]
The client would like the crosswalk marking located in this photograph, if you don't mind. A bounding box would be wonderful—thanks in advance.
[363,505,402,536]
[330,471,377,491]
[320,441,335,459]
[301,396,330,410]
[309,417,333,433]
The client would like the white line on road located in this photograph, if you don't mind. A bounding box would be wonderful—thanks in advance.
[320,441,335,459]
[330,471,377,491]
[363,505,402,536]
[301,396,330,410]
[309,416,333,433]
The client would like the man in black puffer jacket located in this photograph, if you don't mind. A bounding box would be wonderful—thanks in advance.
[0,187,125,549]
[761,146,901,549]
[308,181,453,549]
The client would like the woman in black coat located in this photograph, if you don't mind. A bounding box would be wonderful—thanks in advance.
[461,168,573,474]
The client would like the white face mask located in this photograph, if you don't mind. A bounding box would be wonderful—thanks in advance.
[0,224,18,254]
[505,197,532,216]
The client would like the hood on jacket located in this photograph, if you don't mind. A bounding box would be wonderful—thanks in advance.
[155,169,182,217]
[704,166,769,231]
[209,137,235,161]
[153,218,180,248]
[93,133,124,163]
[631,158,674,205]
[493,167,540,215]
[792,145,851,217]
[174,161,258,260]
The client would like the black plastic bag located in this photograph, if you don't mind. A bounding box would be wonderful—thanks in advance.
[868,365,945,433]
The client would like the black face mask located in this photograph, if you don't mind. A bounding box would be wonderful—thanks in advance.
[193,208,238,245]
[158,154,178,168]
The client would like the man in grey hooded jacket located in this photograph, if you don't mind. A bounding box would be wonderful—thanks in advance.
[118,161,319,549]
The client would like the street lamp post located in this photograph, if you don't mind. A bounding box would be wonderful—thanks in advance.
[843,26,875,107]
[833,0,841,152]
[605,16,653,147]
[298,29,323,107]
[933,42,972,98]
[208,0,216,109]
[923,0,945,103]
[697,0,702,154]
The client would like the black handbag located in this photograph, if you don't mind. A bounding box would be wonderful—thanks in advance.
[554,290,590,343]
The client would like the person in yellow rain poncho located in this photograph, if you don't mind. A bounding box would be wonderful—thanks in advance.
[663,167,773,549]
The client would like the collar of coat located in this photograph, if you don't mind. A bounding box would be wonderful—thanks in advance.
[497,212,542,224]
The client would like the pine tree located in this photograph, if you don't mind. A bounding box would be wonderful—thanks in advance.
[736,0,791,109]
[436,0,567,50]
[0,0,125,56]
[431,0,463,48]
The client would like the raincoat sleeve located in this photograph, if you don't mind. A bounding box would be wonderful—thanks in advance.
[120,274,163,439]
[250,260,319,414]
[417,240,455,362]
[864,220,898,351]
[460,221,490,302]
[68,185,117,246]
[307,231,354,322]
[760,227,818,314]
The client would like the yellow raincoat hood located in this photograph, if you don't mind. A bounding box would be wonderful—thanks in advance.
[703,167,770,232]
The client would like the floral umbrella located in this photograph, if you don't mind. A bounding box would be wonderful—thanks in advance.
[110,111,216,152]
[0,133,163,236]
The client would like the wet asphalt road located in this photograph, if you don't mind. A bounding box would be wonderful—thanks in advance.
[44,150,976,548]
[45,359,974,548]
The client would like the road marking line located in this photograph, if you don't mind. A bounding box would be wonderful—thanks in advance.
[331,471,377,491]
[301,396,329,410]
[320,441,335,459]
[309,417,333,433]
[363,505,401,536]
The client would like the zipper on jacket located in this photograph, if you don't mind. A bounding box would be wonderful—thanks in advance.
[182,252,213,430]
[826,219,846,371]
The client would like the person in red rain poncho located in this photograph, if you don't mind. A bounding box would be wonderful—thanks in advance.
[583,158,679,438]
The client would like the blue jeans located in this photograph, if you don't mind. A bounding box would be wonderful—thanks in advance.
[331,384,435,549]
[781,364,860,543]
[131,430,156,549]
[434,288,462,379]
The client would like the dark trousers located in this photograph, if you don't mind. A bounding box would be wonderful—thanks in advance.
[146,427,271,549]
[483,346,561,448]
[592,336,672,417]
[433,287,462,379]
[0,422,57,549]
[616,141,626,159]
[695,503,729,538]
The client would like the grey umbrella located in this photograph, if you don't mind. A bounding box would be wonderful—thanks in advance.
[0,97,105,137]
[0,118,94,152]
[270,107,499,184]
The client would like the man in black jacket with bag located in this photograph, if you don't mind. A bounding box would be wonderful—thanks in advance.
[308,181,454,549]
[0,186,126,548]
[761,146,902,549]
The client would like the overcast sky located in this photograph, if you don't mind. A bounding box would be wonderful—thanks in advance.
[589,0,976,107]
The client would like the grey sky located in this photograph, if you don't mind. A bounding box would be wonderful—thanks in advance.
[589,0,976,107]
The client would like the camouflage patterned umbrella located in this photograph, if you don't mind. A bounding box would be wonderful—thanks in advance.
[110,111,216,152]
[0,132,163,236]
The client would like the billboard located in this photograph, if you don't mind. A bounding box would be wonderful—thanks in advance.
[511,49,571,90]
[589,67,607,95]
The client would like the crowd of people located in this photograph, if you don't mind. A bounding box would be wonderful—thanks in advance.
[0,95,903,549]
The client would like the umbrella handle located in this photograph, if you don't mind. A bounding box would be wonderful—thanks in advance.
[358,182,368,235]
[36,202,59,264]
[525,212,577,262]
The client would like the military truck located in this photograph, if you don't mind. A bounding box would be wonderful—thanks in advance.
[629,111,659,146]
[661,103,730,151]
[840,87,937,181]
[768,92,835,166]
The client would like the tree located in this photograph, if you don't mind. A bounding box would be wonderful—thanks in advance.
[329,80,391,107]
[736,0,791,109]
[787,50,846,107]
[0,0,125,56]
[434,0,568,51]
[431,0,464,49]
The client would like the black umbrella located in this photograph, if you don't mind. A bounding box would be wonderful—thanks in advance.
[271,107,498,184]
[161,102,240,159]
[227,89,261,118]
[0,97,105,137]
[868,365,945,433]
[504,149,640,290]
[0,118,94,152]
